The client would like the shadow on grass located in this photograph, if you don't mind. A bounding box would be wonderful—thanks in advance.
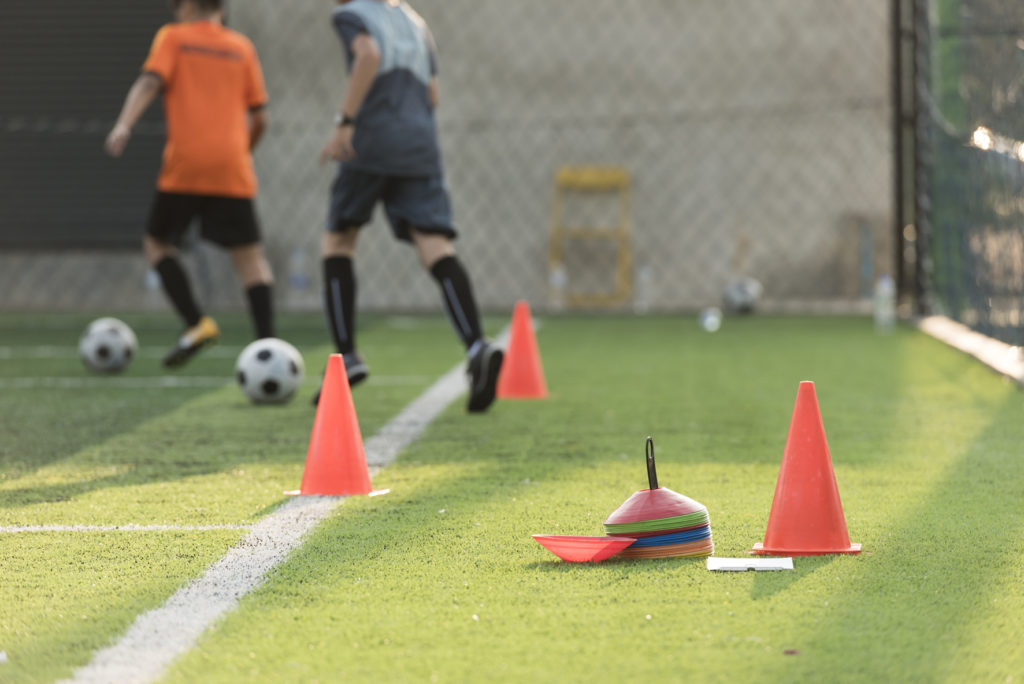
[538,316,914,470]
[0,387,215,482]
[521,556,707,573]
[0,398,312,510]
[0,313,240,480]
[749,555,838,600]
[521,545,840,596]
[0,313,390,503]
[754,388,1024,680]
[138,316,1009,679]
[277,440,730,592]
[260,318,925,585]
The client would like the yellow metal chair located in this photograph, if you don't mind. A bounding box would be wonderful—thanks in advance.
[548,166,632,308]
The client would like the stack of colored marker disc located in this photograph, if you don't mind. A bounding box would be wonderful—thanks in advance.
[604,488,713,558]
[603,437,714,559]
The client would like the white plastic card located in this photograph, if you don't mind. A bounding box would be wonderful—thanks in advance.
[706,557,794,572]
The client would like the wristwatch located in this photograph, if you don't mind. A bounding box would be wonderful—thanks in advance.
[334,113,356,127]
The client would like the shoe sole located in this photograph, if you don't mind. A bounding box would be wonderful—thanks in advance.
[347,364,369,388]
[468,348,503,413]
[163,337,217,369]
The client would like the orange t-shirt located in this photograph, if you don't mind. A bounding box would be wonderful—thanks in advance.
[143,21,267,198]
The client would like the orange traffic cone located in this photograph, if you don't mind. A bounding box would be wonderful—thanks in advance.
[496,300,548,399]
[287,354,380,496]
[752,381,861,555]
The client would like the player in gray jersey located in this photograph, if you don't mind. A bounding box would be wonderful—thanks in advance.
[316,0,503,413]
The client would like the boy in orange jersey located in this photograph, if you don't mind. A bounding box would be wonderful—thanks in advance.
[106,0,275,368]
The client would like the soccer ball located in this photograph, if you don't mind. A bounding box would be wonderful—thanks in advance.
[79,317,138,374]
[723,276,763,314]
[235,338,305,404]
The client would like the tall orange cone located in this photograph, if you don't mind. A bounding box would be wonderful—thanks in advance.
[496,300,548,399]
[288,354,377,496]
[752,381,861,555]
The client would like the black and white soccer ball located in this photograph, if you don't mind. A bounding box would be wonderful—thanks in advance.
[723,276,764,314]
[235,338,305,404]
[79,317,138,374]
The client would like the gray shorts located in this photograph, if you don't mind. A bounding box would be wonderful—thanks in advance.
[328,166,456,242]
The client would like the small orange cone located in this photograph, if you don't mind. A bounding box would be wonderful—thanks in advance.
[496,300,548,399]
[752,381,860,555]
[288,354,381,496]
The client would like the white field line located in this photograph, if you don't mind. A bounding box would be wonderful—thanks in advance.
[0,314,438,359]
[0,375,431,390]
[0,346,242,359]
[0,524,251,534]
[918,315,1024,385]
[62,330,507,684]
[0,377,231,389]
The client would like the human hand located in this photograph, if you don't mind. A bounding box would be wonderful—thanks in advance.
[319,125,355,165]
[105,123,132,157]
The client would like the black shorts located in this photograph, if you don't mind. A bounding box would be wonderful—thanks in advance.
[328,167,456,242]
[147,192,261,248]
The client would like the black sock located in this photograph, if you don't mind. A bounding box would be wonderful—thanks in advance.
[154,257,202,327]
[245,283,275,339]
[430,255,483,350]
[323,256,356,354]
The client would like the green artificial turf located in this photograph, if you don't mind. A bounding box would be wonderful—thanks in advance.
[1,530,243,683]
[0,312,464,682]
[2,313,1023,683]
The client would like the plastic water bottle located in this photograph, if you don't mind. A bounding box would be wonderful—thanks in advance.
[287,246,312,291]
[285,246,312,308]
[549,263,567,311]
[144,267,163,310]
[873,274,896,332]
[633,264,653,313]
[699,307,722,332]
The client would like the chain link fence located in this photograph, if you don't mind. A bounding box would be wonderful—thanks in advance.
[916,0,1024,345]
[1,0,895,315]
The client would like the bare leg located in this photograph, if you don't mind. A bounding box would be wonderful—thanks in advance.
[229,242,273,287]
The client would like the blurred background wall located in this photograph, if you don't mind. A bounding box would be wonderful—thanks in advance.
[0,0,894,314]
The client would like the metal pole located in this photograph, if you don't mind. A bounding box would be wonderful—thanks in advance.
[891,0,906,303]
